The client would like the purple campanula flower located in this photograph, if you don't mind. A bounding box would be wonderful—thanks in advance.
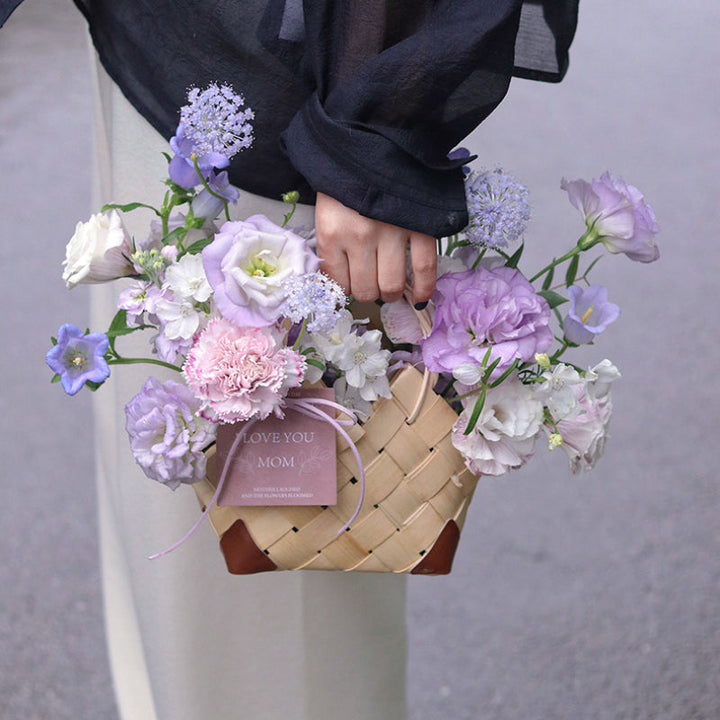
[125,377,216,488]
[46,324,110,395]
[563,285,620,345]
[464,169,530,248]
[561,172,659,262]
[190,170,240,220]
[422,266,552,378]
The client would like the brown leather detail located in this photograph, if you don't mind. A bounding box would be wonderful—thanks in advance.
[411,520,461,575]
[220,520,278,574]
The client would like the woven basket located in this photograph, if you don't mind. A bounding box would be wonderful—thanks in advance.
[193,364,479,575]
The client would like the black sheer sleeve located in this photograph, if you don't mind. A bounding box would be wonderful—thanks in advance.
[281,0,577,237]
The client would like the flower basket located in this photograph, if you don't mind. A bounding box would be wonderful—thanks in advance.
[193,365,479,574]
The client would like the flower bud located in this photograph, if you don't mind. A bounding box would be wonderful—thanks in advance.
[548,433,563,451]
[535,353,551,369]
[282,190,300,205]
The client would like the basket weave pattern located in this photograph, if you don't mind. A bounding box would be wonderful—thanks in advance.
[194,365,479,573]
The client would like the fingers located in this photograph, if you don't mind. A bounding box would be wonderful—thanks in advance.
[377,234,409,303]
[409,233,437,305]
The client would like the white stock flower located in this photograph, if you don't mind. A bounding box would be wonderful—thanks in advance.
[452,362,484,385]
[63,209,134,288]
[534,363,585,421]
[155,295,207,340]
[333,377,374,421]
[163,253,212,303]
[335,329,391,401]
[452,377,544,476]
[585,359,621,400]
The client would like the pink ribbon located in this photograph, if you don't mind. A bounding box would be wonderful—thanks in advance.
[149,397,364,560]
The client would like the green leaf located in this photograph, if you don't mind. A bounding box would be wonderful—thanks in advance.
[490,359,520,388]
[306,359,326,371]
[50,336,57,345]
[162,226,187,246]
[541,264,555,291]
[565,254,580,287]
[161,151,171,163]
[101,202,161,217]
[582,255,603,280]
[184,237,214,255]
[537,290,569,309]
[106,309,136,339]
[463,386,487,435]
[51,373,61,384]
[84,380,104,392]
[482,356,502,383]
[505,242,524,269]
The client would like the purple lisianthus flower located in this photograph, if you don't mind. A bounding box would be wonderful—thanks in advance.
[46,323,110,395]
[422,266,552,378]
[563,285,620,345]
[561,172,659,262]
[202,214,320,327]
[125,377,216,488]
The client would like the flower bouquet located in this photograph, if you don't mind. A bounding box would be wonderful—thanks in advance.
[48,84,659,574]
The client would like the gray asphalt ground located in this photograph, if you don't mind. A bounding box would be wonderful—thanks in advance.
[2,2,719,719]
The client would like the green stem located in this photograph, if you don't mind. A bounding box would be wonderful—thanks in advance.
[529,229,598,284]
[292,317,309,350]
[108,357,182,372]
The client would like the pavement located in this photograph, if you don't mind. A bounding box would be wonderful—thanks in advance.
[1,1,719,719]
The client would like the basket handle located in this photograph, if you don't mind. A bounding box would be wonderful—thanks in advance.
[404,288,437,425]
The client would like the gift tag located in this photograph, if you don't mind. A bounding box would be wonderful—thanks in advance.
[215,387,337,506]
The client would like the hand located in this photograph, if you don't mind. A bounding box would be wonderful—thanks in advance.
[314,192,437,305]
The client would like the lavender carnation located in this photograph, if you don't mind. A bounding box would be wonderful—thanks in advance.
[422,266,552,377]
[464,169,530,248]
[125,377,216,489]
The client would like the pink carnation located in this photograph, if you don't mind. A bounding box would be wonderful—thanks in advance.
[183,317,305,423]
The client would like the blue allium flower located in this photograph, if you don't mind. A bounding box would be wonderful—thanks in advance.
[563,285,620,345]
[169,83,254,188]
[283,272,347,334]
[46,324,110,395]
[464,168,530,248]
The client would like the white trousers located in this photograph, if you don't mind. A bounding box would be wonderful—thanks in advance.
[90,58,407,720]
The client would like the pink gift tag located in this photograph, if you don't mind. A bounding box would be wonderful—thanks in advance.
[216,388,337,506]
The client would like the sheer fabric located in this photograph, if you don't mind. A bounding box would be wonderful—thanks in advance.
[1,0,577,236]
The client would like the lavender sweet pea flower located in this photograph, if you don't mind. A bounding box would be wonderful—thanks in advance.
[422,266,552,378]
[563,285,620,345]
[561,172,659,262]
[46,324,110,395]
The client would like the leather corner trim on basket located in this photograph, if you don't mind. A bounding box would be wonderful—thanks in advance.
[410,520,461,575]
[220,520,278,574]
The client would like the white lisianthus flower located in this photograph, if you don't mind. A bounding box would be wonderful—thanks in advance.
[534,363,585,421]
[554,385,613,473]
[164,253,212,303]
[63,209,134,288]
[452,376,544,476]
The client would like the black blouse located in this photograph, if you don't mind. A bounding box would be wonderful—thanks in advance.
[1,0,578,236]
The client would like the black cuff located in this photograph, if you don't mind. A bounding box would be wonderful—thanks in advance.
[281,94,469,237]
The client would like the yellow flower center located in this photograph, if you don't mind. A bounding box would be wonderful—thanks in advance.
[581,305,594,324]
